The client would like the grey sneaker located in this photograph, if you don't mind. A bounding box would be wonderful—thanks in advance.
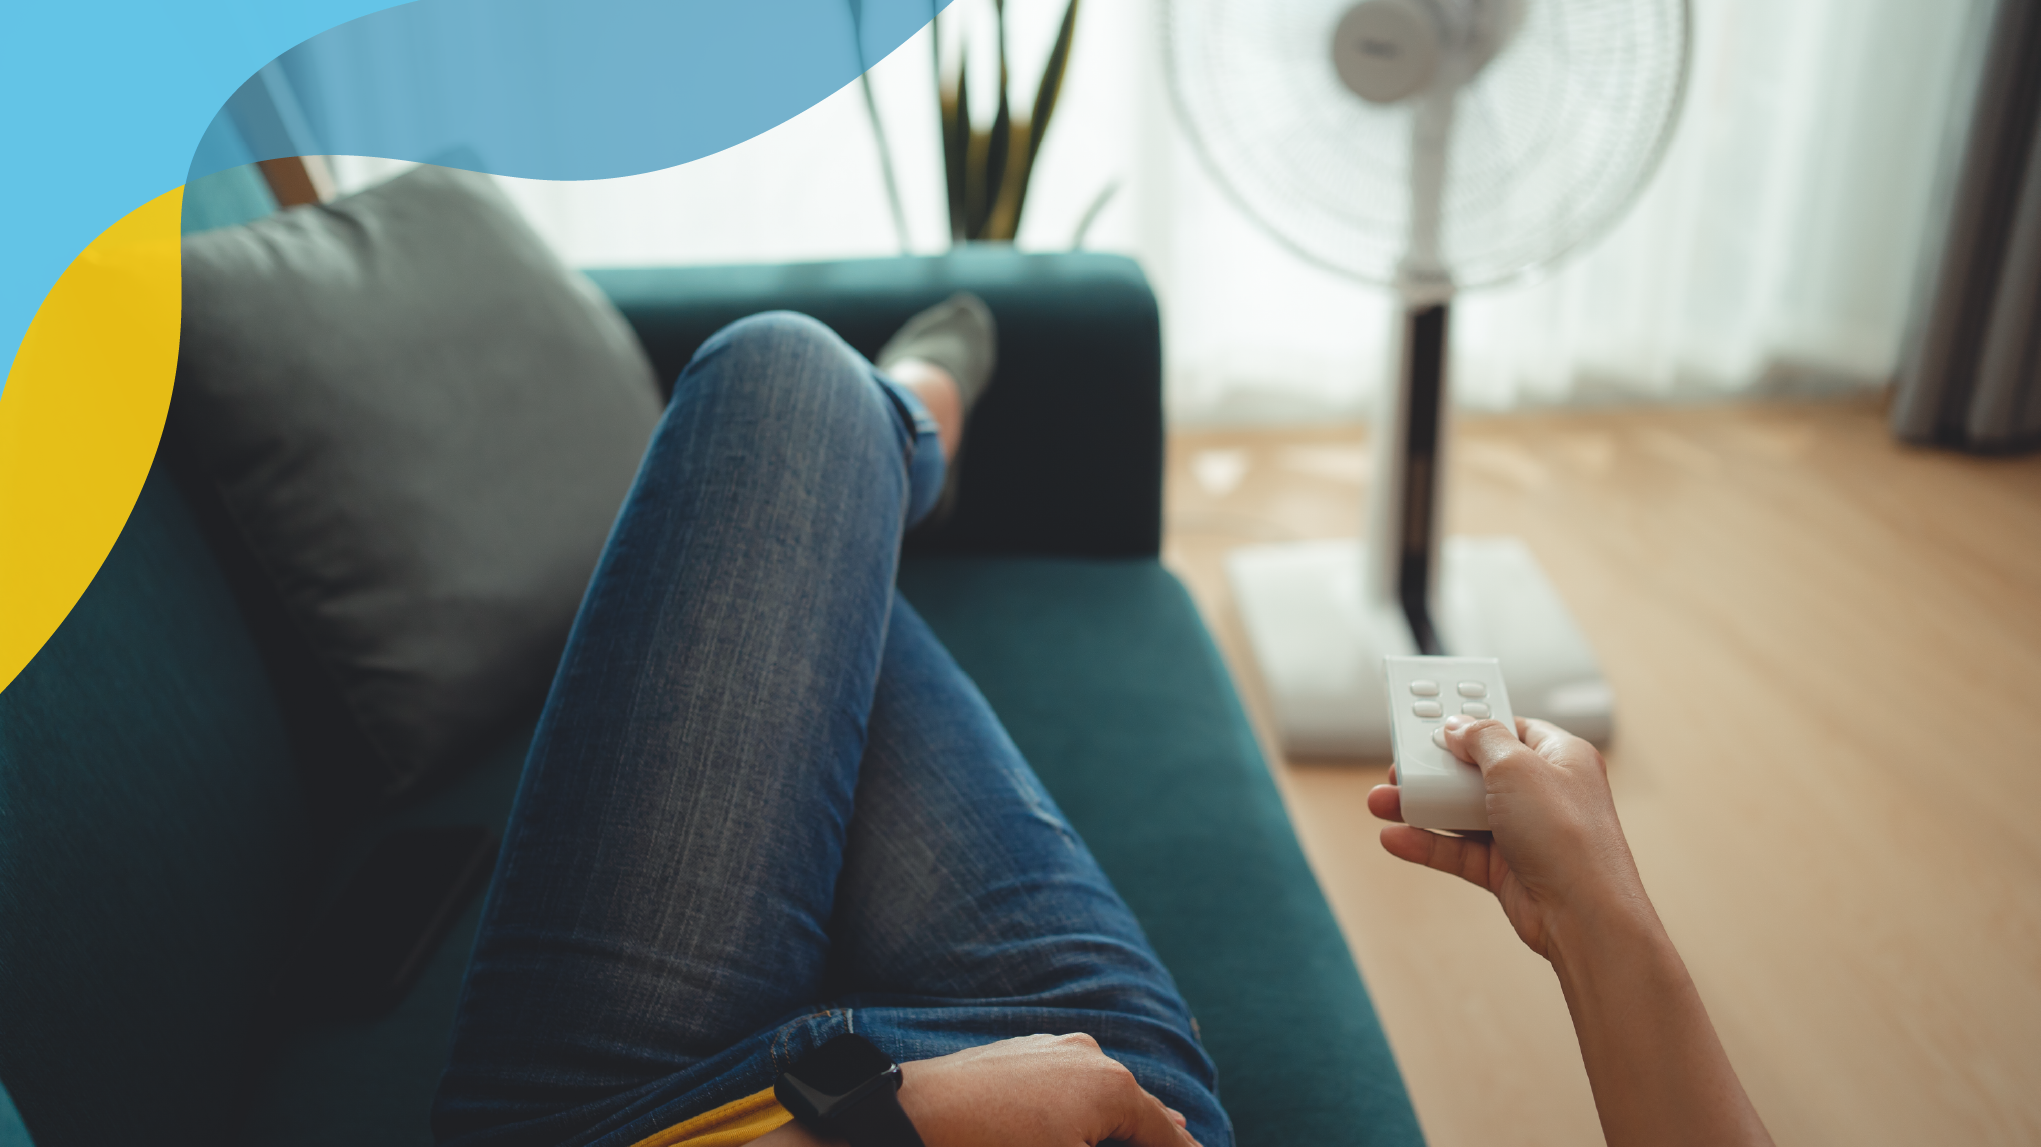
[877,292,997,523]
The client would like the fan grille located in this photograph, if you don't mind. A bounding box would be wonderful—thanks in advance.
[1166,0,1689,289]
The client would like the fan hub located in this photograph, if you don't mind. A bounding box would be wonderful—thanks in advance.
[1332,0,1440,104]
[1333,0,1526,105]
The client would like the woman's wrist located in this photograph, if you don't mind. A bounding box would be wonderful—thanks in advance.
[1539,882,1773,1146]
[895,1059,934,1131]
[1542,881,1666,983]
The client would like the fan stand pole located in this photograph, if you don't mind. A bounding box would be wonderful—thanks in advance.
[1224,288,1615,755]
[1370,86,1457,655]
[1375,297,1450,656]
[1225,89,1613,756]
[1220,282,1455,757]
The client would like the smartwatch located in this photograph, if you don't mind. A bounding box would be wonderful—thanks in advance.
[774,1033,927,1147]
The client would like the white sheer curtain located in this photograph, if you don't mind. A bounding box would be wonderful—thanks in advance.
[330,0,1980,422]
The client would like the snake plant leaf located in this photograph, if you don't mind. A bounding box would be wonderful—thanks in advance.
[1006,0,1079,239]
[942,52,970,239]
[936,0,1079,242]
[965,112,990,238]
[980,0,1013,239]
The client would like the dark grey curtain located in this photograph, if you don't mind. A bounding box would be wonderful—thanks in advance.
[1893,0,2041,453]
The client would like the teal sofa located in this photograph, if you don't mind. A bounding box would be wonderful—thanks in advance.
[0,170,1424,1146]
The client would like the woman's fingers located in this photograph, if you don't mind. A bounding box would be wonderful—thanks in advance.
[1141,1086,1191,1131]
[1112,1090,1201,1147]
[894,1034,1206,1147]
[1380,824,1495,892]
[1517,716,1567,752]
[1515,716,1598,771]
[1443,715,1535,772]
[1366,782,1405,823]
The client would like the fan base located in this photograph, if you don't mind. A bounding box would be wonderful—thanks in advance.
[1226,536,1614,757]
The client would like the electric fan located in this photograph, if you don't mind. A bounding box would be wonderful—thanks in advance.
[1166,0,1689,755]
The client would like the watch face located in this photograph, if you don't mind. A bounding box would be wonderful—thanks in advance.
[785,1034,897,1105]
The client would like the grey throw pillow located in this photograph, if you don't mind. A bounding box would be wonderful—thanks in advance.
[176,165,661,795]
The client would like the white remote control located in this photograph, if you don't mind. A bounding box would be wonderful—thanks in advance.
[1383,656,1516,831]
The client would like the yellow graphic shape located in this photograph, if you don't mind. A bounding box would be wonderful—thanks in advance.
[0,188,183,693]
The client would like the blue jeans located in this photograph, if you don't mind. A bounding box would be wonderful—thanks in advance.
[433,313,1230,1147]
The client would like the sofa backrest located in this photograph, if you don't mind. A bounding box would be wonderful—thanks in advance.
[590,252,1166,560]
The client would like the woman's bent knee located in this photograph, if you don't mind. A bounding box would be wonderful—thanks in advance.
[649,311,909,506]
[671,311,901,445]
[703,310,843,361]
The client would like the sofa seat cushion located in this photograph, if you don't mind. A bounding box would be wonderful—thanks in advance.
[245,721,532,1147]
[898,557,1423,1147]
[247,557,1421,1146]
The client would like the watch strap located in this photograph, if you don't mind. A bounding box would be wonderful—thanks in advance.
[828,1080,926,1147]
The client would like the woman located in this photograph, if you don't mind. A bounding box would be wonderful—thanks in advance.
[432,299,1773,1147]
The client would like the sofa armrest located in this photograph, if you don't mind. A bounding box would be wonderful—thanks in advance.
[585,250,1164,559]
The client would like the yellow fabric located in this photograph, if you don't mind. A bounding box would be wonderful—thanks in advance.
[627,1088,793,1147]
[0,187,182,693]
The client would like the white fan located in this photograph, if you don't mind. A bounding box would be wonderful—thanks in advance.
[1166,0,1689,755]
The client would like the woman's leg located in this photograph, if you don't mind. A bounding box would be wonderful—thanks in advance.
[824,598,1233,1146]
[434,311,942,1146]
[437,308,1225,1147]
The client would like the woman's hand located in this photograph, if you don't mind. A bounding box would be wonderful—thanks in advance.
[1368,714,1776,1146]
[897,1034,1200,1147]
[1366,714,1648,960]
[754,1033,1199,1147]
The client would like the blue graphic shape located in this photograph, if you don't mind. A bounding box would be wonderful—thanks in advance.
[2,0,946,401]
[191,0,944,182]
[1,0,381,401]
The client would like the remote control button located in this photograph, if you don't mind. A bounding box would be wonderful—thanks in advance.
[1412,700,1443,718]
[1461,701,1491,718]
[1458,681,1487,698]
[1431,727,1448,750]
[1410,680,1440,696]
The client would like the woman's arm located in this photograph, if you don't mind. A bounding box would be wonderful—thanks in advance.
[1368,715,1773,1147]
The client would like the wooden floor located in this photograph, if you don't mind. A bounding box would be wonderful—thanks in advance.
[1161,397,2041,1147]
